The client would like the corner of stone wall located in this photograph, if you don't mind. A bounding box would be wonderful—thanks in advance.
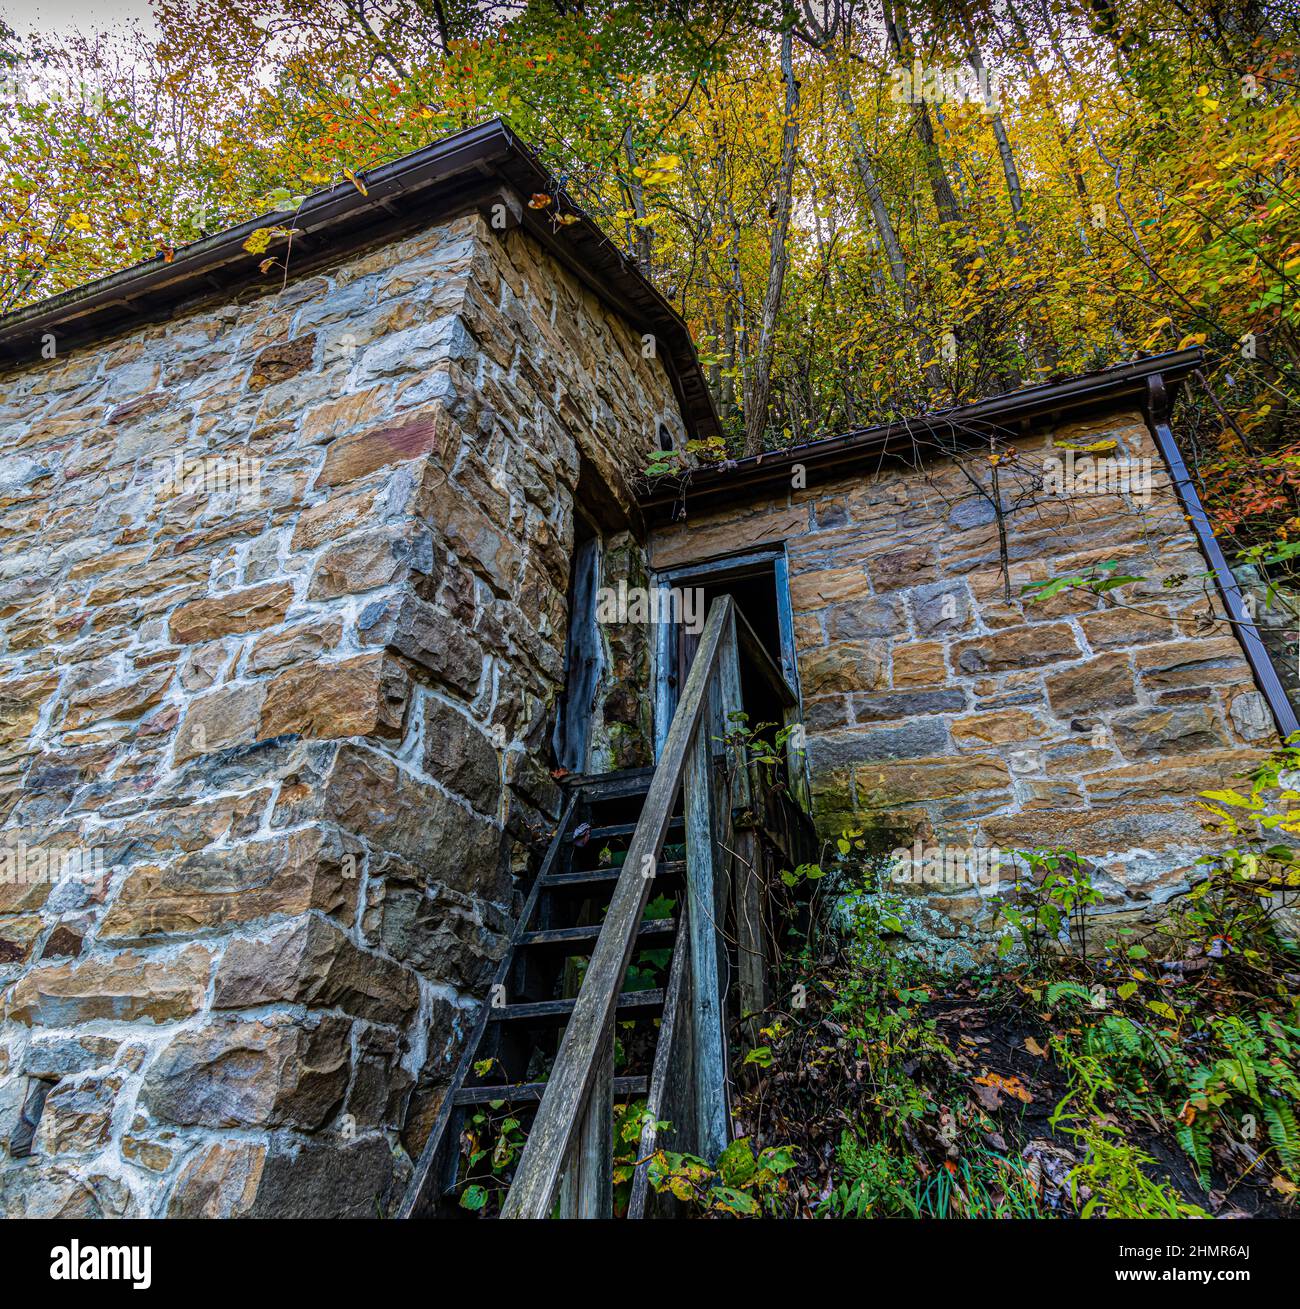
[0,206,630,1216]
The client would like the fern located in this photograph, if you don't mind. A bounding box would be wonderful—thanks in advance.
[1263,1101,1300,1180]
[1175,1119,1215,1187]
[1045,980,1095,1008]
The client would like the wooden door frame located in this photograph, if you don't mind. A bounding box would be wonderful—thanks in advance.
[649,545,809,805]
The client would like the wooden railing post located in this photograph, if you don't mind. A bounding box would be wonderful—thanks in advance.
[682,696,730,1162]
[682,603,747,1163]
[574,1029,613,1217]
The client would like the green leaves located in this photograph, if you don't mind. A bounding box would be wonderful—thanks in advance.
[645,1137,796,1216]
[1020,561,1142,604]
[716,1138,756,1188]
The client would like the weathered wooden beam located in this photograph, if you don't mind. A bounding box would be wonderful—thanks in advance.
[732,827,768,1042]
[628,918,693,1218]
[575,1029,614,1218]
[683,705,730,1163]
[499,598,734,1219]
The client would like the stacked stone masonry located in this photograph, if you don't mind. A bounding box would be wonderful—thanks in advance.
[651,411,1273,967]
[0,209,681,1217]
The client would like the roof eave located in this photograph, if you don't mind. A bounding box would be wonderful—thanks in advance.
[638,348,1205,520]
[0,118,721,440]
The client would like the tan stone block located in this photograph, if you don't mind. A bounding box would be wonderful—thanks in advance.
[213,914,418,1025]
[1017,779,1085,810]
[84,555,211,607]
[315,413,443,488]
[1045,651,1136,716]
[161,516,265,559]
[1134,637,1253,691]
[418,471,520,596]
[0,913,44,966]
[1078,605,1176,651]
[36,1072,125,1155]
[108,788,271,857]
[246,618,344,675]
[951,709,1046,747]
[650,505,809,569]
[99,828,358,940]
[169,582,294,645]
[289,486,381,551]
[855,756,1011,804]
[300,386,390,443]
[179,641,233,692]
[980,805,1214,855]
[260,653,409,741]
[869,544,937,592]
[141,1013,350,1131]
[306,528,426,600]
[67,544,152,582]
[799,641,886,696]
[311,744,506,899]
[0,870,54,915]
[792,611,822,646]
[952,623,1081,674]
[122,1126,178,1173]
[166,1141,266,1217]
[788,566,871,610]
[5,944,212,1025]
[1111,705,1227,759]
[892,641,947,688]
[62,666,174,731]
[0,671,59,750]
[1084,749,1262,803]
[174,681,266,764]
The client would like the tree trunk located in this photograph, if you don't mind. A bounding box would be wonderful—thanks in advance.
[835,73,944,397]
[724,194,753,434]
[622,123,653,278]
[881,0,966,239]
[743,20,800,456]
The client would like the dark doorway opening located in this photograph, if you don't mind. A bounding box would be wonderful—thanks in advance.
[652,548,807,809]
[678,570,786,733]
[552,514,601,774]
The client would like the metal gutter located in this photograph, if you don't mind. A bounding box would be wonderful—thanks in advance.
[0,118,721,440]
[639,348,1205,518]
[1143,372,1299,740]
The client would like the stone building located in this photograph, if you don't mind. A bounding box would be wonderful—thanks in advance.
[0,120,1288,1218]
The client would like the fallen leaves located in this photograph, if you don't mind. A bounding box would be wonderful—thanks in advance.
[973,1071,1035,1107]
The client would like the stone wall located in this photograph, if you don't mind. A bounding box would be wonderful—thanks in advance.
[0,204,682,1215]
[651,410,1274,967]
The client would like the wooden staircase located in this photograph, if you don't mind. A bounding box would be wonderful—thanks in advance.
[399,596,814,1219]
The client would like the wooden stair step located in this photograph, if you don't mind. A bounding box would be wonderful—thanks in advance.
[578,817,683,844]
[453,1076,649,1107]
[541,859,685,890]
[563,766,656,800]
[518,918,676,952]
[489,988,665,1025]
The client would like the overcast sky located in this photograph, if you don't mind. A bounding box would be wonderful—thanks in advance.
[8,0,159,37]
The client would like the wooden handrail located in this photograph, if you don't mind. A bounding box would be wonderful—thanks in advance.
[499,596,739,1219]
